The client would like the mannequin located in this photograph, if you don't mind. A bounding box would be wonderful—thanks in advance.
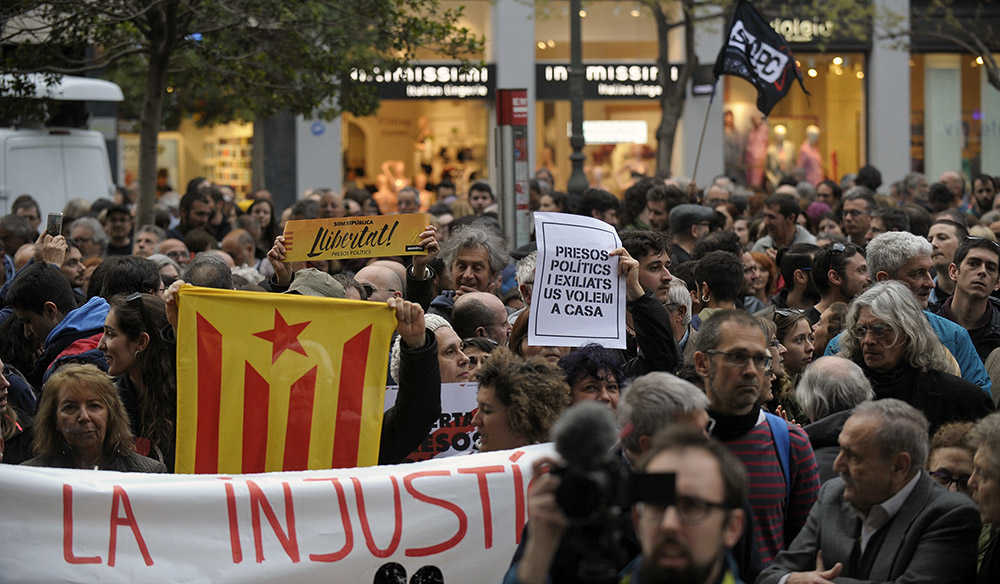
[797,125,823,185]
[766,124,795,186]
[744,112,769,188]
[723,110,746,180]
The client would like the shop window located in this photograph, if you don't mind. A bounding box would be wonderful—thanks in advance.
[910,53,1000,178]
[723,53,866,189]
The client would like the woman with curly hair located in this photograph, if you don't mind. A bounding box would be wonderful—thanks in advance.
[557,343,625,410]
[98,293,177,471]
[473,348,571,452]
[22,363,165,472]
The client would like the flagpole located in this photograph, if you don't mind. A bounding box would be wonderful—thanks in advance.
[690,84,716,187]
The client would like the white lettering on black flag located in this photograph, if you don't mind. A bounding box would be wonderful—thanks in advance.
[529,212,626,349]
[713,0,808,115]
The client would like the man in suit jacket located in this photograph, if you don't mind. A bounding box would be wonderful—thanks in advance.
[756,399,981,584]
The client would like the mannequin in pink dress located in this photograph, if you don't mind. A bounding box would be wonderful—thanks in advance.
[797,125,823,185]
[744,112,769,188]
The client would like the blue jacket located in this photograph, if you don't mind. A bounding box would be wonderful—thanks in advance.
[30,296,109,389]
[825,309,992,395]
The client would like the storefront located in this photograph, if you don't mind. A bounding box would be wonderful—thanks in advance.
[722,9,870,189]
[341,63,495,195]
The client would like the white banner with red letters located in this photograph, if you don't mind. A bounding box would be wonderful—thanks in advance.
[0,444,553,583]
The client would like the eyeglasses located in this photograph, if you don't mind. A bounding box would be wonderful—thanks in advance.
[929,469,970,491]
[462,337,499,349]
[966,236,1000,254]
[774,308,805,318]
[704,349,771,370]
[829,242,847,254]
[851,322,895,342]
[643,494,730,524]
[125,292,175,344]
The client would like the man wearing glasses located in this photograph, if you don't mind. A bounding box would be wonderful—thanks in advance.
[758,400,980,584]
[692,310,820,567]
[509,425,749,584]
[840,188,877,247]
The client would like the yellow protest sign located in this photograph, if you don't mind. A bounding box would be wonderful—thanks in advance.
[282,213,428,262]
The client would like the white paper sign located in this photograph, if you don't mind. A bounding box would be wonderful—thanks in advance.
[0,445,554,583]
[384,382,480,461]
[529,212,626,349]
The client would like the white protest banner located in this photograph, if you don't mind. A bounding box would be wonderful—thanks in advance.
[0,445,553,583]
[529,211,627,349]
[384,382,480,461]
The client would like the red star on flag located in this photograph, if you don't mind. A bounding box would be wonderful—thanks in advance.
[253,309,311,363]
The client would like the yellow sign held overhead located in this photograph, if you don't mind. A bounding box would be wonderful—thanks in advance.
[282,213,429,262]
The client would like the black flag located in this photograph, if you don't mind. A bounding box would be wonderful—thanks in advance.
[713,0,809,115]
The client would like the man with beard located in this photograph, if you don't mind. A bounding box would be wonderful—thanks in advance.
[758,400,980,584]
[752,194,815,254]
[509,425,748,584]
[824,230,991,393]
[103,205,134,255]
[812,242,870,318]
[693,310,820,566]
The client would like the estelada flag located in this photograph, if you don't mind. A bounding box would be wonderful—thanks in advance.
[713,0,809,115]
[174,286,397,474]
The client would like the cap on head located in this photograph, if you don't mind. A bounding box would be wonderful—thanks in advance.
[669,204,716,234]
[286,268,346,298]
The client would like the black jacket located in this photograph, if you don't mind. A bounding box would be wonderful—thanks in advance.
[378,329,441,464]
[23,449,167,473]
[862,362,994,435]
[937,296,1000,362]
[803,409,853,484]
[624,291,681,377]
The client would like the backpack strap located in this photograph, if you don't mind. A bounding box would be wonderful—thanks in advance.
[764,411,792,509]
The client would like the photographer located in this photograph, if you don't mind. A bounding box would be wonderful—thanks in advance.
[507,425,747,584]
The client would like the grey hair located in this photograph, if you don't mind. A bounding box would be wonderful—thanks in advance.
[617,372,709,454]
[852,399,930,471]
[398,186,420,205]
[136,224,166,242]
[147,253,181,275]
[795,356,874,422]
[69,217,109,252]
[969,412,1000,474]
[903,172,927,195]
[440,224,510,276]
[183,253,233,290]
[389,313,451,382]
[866,231,932,277]
[838,280,953,372]
[796,181,817,201]
[979,210,1000,225]
[665,279,692,327]
[515,251,536,292]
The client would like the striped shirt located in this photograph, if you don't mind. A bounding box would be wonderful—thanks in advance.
[722,416,820,565]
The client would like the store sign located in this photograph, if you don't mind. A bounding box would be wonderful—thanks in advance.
[769,18,835,43]
[566,120,648,145]
[536,63,679,100]
[350,64,495,100]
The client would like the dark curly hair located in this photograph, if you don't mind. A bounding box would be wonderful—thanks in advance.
[476,348,571,444]
[557,343,625,388]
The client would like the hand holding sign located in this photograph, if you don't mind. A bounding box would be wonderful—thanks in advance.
[609,247,645,301]
[267,235,295,287]
[389,297,426,349]
[411,224,440,280]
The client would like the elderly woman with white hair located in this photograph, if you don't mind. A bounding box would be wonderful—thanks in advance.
[838,280,993,434]
[381,299,470,464]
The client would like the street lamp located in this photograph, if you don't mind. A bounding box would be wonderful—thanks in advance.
[567,0,588,196]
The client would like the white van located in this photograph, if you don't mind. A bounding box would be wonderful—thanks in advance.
[0,74,123,216]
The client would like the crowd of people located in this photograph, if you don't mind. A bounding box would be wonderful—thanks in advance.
[0,163,998,583]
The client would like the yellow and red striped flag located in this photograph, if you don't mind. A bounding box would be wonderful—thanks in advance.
[174,286,396,474]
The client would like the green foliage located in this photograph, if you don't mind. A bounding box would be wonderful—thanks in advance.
[1,0,484,124]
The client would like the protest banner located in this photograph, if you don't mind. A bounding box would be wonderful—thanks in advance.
[282,213,429,262]
[384,382,480,462]
[529,212,627,349]
[175,286,397,474]
[0,445,553,583]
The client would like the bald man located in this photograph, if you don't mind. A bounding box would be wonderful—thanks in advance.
[356,264,404,302]
[452,291,510,346]
[221,228,256,267]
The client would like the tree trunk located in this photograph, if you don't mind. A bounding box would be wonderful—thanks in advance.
[652,0,697,178]
[136,5,175,228]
